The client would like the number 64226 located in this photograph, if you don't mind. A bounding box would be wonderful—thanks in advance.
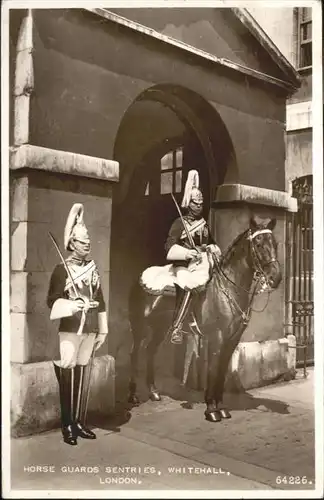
[276,476,310,485]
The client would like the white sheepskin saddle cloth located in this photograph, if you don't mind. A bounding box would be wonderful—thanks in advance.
[140,253,212,295]
[140,264,177,296]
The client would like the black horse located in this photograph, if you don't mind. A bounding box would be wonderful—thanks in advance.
[128,216,282,422]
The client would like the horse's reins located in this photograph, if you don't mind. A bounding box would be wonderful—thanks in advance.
[165,228,278,347]
[214,228,278,322]
[248,228,281,312]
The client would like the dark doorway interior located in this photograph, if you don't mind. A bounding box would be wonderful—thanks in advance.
[127,131,210,268]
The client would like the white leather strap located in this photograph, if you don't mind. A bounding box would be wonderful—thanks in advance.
[248,229,272,240]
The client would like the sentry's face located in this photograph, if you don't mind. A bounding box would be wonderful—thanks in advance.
[188,199,203,218]
[70,238,91,259]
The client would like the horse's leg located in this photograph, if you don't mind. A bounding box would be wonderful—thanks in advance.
[213,328,244,419]
[204,329,223,422]
[146,322,166,402]
[128,329,143,405]
[128,283,146,406]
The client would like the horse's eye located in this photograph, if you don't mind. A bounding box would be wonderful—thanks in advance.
[255,235,262,243]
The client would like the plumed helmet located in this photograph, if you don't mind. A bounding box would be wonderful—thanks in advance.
[64,203,90,251]
[181,170,203,208]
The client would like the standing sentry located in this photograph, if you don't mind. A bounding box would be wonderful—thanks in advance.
[47,203,108,446]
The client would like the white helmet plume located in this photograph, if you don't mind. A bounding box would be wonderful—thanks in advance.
[181,170,203,208]
[64,203,90,250]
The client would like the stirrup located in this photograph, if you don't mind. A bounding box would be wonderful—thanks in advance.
[170,325,184,345]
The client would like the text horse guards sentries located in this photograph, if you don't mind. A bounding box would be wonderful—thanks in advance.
[128,214,282,423]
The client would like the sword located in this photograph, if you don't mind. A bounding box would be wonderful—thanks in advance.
[82,347,96,426]
[48,231,86,335]
[48,232,80,298]
[171,193,199,252]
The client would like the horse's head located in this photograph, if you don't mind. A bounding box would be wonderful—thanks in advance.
[247,216,282,290]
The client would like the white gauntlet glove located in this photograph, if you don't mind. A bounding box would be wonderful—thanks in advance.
[94,334,107,351]
[50,298,85,320]
[94,311,108,351]
[167,244,202,262]
[167,244,187,261]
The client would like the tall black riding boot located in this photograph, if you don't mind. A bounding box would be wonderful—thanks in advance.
[168,287,192,344]
[73,364,96,439]
[53,363,78,446]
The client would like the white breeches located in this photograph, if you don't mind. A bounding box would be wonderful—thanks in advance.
[56,332,96,369]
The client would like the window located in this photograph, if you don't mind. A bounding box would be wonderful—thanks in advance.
[144,147,183,196]
[297,7,312,69]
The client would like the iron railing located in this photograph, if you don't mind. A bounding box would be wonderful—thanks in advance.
[285,175,314,376]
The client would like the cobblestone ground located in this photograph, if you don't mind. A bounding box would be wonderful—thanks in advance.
[128,403,314,479]
[109,375,315,483]
[9,371,317,495]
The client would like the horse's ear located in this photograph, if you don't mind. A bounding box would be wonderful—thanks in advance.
[267,218,276,230]
[250,216,258,230]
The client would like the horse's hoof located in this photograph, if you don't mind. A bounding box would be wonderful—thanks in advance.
[219,408,232,419]
[128,394,140,406]
[204,410,222,422]
[149,390,161,402]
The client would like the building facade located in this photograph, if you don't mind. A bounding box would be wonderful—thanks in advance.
[9,7,300,435]
[248,6,314,368]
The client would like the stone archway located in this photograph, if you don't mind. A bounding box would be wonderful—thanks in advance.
[109,84,236,380]
[114,84,236,206]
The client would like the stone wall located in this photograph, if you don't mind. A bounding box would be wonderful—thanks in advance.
[109,7,287,79]
[29,9,287,193]
[286,129,312,189]
[247,7,295,65]
[11,355,115,437]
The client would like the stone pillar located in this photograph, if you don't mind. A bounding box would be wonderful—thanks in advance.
[214,183,298,388]
[11,9,34,368]
[13,9,34,146]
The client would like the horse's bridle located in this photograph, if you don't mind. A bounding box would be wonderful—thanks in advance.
[210,227,279,326]
[247,228,279,292]
[213,228,277,291]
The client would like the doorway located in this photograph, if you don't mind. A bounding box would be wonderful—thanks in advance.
[109,84,235,383]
